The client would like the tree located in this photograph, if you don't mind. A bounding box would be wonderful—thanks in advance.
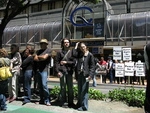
[0,0,43,48]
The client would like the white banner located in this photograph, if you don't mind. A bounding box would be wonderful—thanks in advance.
[123,48,132,61]
[115,63,124,77]
[135,62,145,77]
[113,47,122,60]
[124,62,134,76]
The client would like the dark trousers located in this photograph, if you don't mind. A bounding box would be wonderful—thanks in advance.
[145,70,150,113]
[59,71,74,105]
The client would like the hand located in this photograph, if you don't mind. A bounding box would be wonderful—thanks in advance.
[60,61,67,65]
[57,72,63,78]
[75,42,79,49]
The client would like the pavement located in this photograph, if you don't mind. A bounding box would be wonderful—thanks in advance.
[2,76,146,113]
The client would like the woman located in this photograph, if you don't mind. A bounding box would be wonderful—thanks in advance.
[8,44,22,103]
[0,48,11,111]
[72,42,95,111]
[21,47,34,105]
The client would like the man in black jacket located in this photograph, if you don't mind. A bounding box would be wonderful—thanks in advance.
[144,43,150,113]
[55,38,76,108]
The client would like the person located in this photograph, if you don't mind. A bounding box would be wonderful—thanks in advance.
[0,48,11,111]
[144,43,150,113]
[55,38,76,108]
[8,44,22,103]
[92,57,99,87]
[99,57,107,83]
[34,38,51,106]
[72,42,95,111]
[21,47,34,105]
[107,57,113,83]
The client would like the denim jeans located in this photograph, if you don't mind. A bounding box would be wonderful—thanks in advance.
[77,72,89,110]
[0,80,8,110]
[37,71,50,104]
[92,74,97,87]
[59,72,73,105]
[23,70,32,102]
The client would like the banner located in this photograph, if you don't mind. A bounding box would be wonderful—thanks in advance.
[135,61,145,77]
[113,47,122,60]
[123,48,132,61]
[115,63,124,77]
[124,62,134,76]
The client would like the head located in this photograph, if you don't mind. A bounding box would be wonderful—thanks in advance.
[78,42,88,53]
[10,44,19,54]
[0,48,8,57]
[100,57,104,61]
[24,47,35,57]
[40,38,48,49]
[61,38,71,50]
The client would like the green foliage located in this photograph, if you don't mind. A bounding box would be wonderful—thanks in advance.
[50,86,145,107]
[108,87,145,107]
[89,88,107,100]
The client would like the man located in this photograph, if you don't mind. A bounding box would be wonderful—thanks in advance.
[107,57,113,83]
[34,38,51,106]
[55,38,76,108]
[144,43,150,113]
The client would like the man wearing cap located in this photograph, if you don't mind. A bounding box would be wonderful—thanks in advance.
[34,38,51,106]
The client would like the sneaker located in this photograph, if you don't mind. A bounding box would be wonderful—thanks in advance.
[78,107,87,111]
[9,97,16,103]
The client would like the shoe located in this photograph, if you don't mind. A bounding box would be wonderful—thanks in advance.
[45,102,51,106]
[9,97,16,103]
[68,103,76,108]
[22,101,30,105]
[78,107,87,111]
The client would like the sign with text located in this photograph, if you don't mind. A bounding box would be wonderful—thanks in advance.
[113,47,122,60]
[123,48,132,61]
[124,62,134,76]
[115,63,124,77]
[135,62,145,77]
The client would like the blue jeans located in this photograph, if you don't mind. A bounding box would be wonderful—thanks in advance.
[59,72,73,105]
[0,94,7,110]
[23,70,32,102]
[77,72,89,110]
[37,71,50,104]
[92,74,97,87]
[109,69,113,83]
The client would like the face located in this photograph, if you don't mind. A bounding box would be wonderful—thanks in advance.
[10,46,17,54]
[63,39,70,48]
[24,49,30,57]
[40,42,47,49]
[79,43,87,53]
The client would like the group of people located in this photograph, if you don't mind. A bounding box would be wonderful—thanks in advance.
[0,38,95,111]
[0,38,51,111]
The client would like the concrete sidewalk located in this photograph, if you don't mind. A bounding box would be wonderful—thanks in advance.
[5,99,144,113]
[3,76,145,113]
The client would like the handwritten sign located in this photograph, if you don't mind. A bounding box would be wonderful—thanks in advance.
[123,48,132,61]
[124,62,134,76]
[113,47,122,60]
[135,62,145,77]
[115,63,124,77]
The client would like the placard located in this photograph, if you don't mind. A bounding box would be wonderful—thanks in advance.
[124,62,134,76]
[123,48,132,61]
[115,63,124,77]
[113,47,122,60]
[135,62,145,77]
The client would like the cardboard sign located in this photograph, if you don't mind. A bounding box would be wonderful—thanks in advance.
[113,47,122,60]
[123,48,132,61]
[124,62,134,76]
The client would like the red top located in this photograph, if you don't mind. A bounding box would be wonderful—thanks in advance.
[99,60,107,65]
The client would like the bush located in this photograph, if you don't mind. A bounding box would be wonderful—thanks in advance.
[50,86,145,107]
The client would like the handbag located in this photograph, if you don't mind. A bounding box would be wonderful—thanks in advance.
[0,59,12,80]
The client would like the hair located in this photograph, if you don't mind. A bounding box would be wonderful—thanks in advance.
[26,47,35,55]
[11,44,19,52]
[0,48,8,57]
[61,38,71,49]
